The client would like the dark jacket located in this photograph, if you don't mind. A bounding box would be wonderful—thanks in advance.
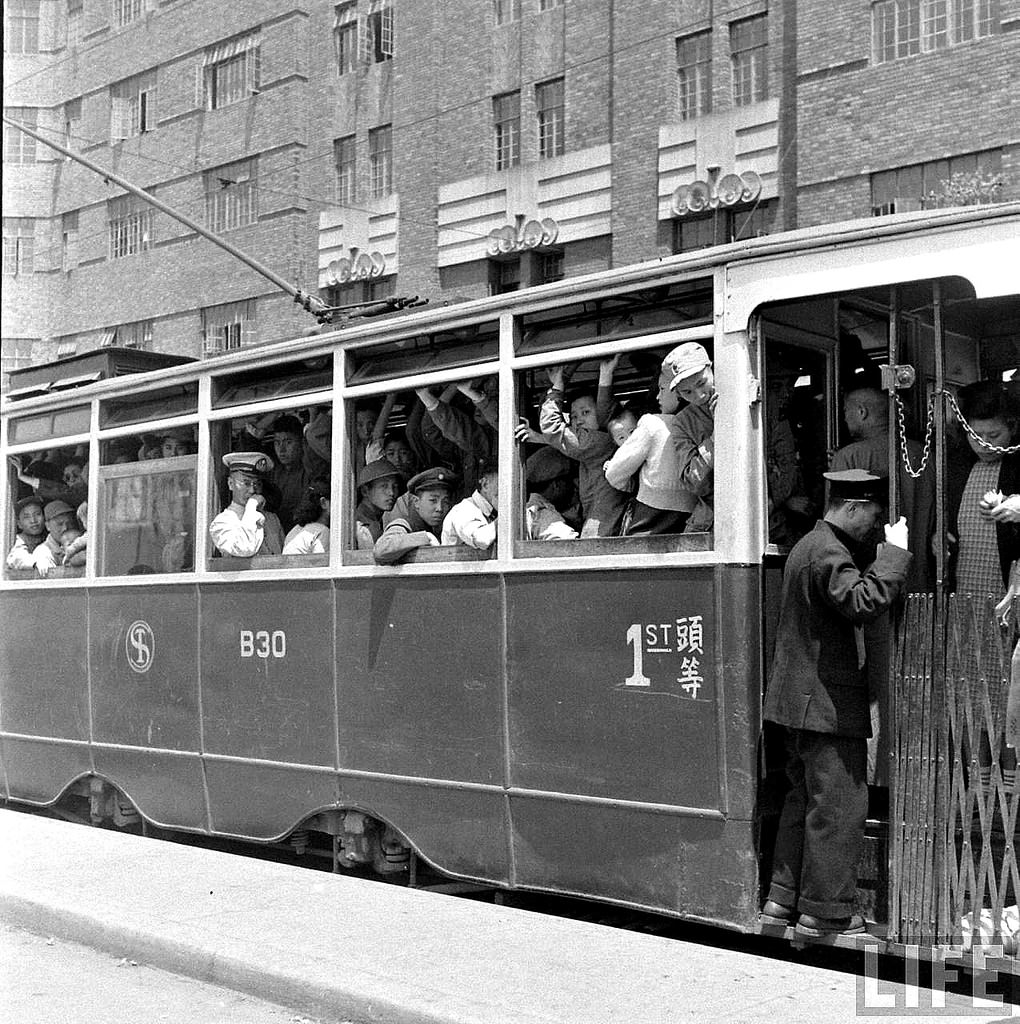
[946,450,1020,590]
[764,520,912,738]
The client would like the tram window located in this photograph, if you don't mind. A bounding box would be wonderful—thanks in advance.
[95,427,197,576]
[212,355,332,409]
[5,443,89,580]
[763,343,828,549]
[100,383,198,428]
[207,404,332,569]
[347,379,498,564]
[346,322,499,386]
[514,345,715,554]
[7,405,90,446]
[515,280,712,357]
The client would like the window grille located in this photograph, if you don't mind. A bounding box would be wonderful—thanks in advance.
[539,0,564,10]
[201,299,256,356]
[199,33,261,110]
[540,251,564,284]
[114,0,143,28]
[62,211,79,272]
[114,320,154,349]
[536,79,565,159]
[730,14,768,106]
[676,31,712,120]
[3,109,37,164]
[494,92,521,170]
[494,0,520,25]
[334,2,357,74]
[490,258,520,294]
[870,149,1003,215]
[873,0,999,62]
[111,71,157,141]
[204,158,258,231]
[67,0,83,47]
[5,1,40,54]
[2,218,35,275]
[361,0,393,63]
[109,195,154,258]
[368,125,392,198]
[334,135,356,204]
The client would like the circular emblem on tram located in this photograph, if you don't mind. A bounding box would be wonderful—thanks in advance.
[125,620,155,674]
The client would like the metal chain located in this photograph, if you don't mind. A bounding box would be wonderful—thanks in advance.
[894,392,935,479]
[945,390,1020,455]
[893,389,1020,478]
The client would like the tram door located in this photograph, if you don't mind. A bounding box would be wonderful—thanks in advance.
[887,279,1020,948]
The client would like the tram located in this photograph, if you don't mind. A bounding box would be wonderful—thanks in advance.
[2,203,1018,964]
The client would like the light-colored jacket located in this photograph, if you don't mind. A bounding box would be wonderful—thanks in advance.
[604,413,695,513]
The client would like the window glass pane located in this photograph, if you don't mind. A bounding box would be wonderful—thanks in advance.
[100,384,198,428]
[346,323,499,385]
[9,406,91,445]
[212,355,333,408]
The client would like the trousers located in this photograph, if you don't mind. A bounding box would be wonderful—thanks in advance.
[767,727,868,920]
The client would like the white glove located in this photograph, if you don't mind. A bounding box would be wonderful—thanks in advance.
[884,516,908,551]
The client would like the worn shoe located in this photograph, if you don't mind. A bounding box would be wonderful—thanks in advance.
[759,900,796,926]
[795,913,867,937]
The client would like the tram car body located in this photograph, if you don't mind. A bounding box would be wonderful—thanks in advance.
[2,205,1018,946]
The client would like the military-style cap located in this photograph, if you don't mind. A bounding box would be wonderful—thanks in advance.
[357,458,402,489]
[406,467,459,494]
[222,451,274,475]
[663,342,711,388]
[43,499,75,521]
[525,448,573,486]
[15,495,44,515]
[824,469,887,503]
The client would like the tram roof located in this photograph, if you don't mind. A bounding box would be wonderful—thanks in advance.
[4,201,1018,417]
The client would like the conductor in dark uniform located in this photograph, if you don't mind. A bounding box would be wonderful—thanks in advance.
[760,469,912,937]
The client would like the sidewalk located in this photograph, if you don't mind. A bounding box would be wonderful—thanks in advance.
[0,809,1001,1023]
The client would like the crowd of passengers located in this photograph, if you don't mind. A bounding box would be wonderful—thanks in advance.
[8,343,1019,575]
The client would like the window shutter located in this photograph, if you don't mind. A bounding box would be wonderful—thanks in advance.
[202,326,225,357]
[111,96,131,140]
[240,319,257,348]
[359,17,372,62]
[195,63,208,110]
[246,46,261,94]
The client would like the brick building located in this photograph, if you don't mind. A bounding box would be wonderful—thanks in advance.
[3,0,1018,379]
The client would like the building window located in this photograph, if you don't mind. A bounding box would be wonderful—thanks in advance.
[205,157,258,231]
[540,250,564,284]
[323,275,395,309]
[67,0,83,48]
[109,194,154,258]
[730,13,768,106]
[62,211,79,271]
[3,109,37,164]
[494,91,521,170]
[536,78,565,159]
[111,70,157,141]
[494,0,521,25]
[489,258,520,295]
[677,30,712,120]
[539,0,563,9]
[201,33,261,110]
[201,299,256,356]
[2,218,35,276]
[873,0,999,62]
[114,0,143,27]
[362,0,394,63]
[334,2,357,74]
[368,125,392,198]
[672,200,777,253]
[64,98,81,151]
[334,135,356,205]
[5,1,40,54]
[871,149,1002,215]
[109,319,153,349]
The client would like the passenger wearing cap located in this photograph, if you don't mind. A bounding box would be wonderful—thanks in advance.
[441,459,498,550]
[355,459,402,549]
[603,360,696,535]
[525,449,578,541]
[760,469,911,939]
[5,495,47,571]
[30,500,80,578]
[374,467,459,564]
[664,342,717,532]
[209,452,285,559]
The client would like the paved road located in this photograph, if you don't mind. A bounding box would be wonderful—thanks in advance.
[0,923,360,1024]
